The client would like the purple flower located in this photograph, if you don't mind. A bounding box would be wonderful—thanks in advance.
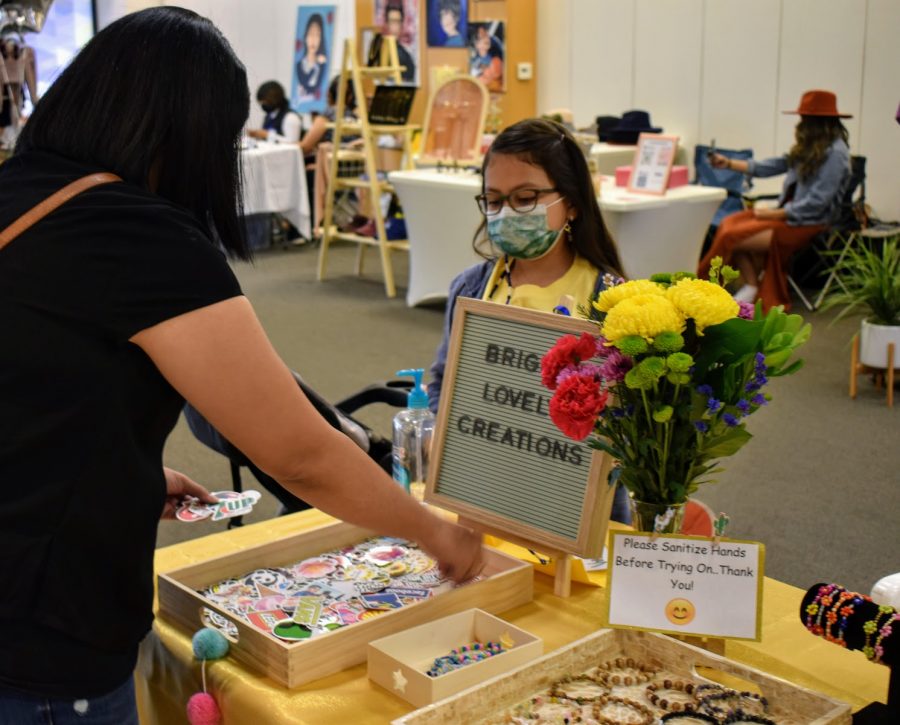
[696,384,714,396]
[707,398,722,413]
[722,413,740,427]
[694,421,709,433]
[745,381,761,393]
[754,352,767,373]
[737,399,751,415]
[595,337,611,357]
[598,348,633,383]
[554,365,580,385]
[752,393,767,406]
[738,301,755,320]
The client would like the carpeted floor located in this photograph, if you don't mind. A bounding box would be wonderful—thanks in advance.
[158,242,900,596]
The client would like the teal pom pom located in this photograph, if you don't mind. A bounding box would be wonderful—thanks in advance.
[192,628,229,661]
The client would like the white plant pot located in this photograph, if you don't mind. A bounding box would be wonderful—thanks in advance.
[859,318,900,369]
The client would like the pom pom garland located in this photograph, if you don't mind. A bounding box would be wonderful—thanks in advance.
[186,692,221,725]
[192,627,230,661]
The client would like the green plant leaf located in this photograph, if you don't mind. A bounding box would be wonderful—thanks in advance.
[702,427,753,458]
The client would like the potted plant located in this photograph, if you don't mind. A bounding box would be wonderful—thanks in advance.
[540,258,810,533]
[820,236,900,369]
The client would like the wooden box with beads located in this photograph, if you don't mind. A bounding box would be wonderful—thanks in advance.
[157,520,533,688]
[367,609,543,708]
[393,628,852,725]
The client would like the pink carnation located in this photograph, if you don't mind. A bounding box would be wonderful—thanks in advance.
[598,349,633,383]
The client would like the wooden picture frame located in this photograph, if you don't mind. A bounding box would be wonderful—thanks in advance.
[627,133,680,195]
[425,298,615,566]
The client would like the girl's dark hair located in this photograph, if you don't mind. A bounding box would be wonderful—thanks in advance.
[789,116,849,181]
[305,13,327,59]
[256,81,289,111]
[16,7,251,259]
[326,75,356,111]
[475,118,622,276]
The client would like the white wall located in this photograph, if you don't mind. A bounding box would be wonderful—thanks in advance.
[538,0,900,221]
[95,0,357,129]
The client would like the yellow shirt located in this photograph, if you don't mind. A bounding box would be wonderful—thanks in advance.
[481,255,599,319]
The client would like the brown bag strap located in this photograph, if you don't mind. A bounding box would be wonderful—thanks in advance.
[0,172,122,251]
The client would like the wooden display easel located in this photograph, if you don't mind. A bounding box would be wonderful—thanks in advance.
[850,335,895,407]
[317,37,419,298]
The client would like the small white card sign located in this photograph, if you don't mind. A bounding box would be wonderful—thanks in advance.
[604,532,765,640]
[628,133,679,195]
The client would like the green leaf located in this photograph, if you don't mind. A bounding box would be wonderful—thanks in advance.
[702,427,753,458]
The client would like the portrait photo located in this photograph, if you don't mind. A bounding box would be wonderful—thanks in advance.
[291,6,336,114]
[427,0,468,48]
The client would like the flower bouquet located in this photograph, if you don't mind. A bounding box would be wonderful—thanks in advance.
[541,258,811,532]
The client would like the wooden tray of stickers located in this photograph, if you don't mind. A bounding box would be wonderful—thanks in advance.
[393,628,851,725]
[157,520,533,688]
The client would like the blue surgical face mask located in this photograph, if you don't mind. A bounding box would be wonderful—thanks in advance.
[487,197,566,260]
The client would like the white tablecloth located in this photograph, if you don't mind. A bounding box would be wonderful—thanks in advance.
[388,169,725,303]
[598,177,726,279]
[388,169,484,307]
[241,143,310,238]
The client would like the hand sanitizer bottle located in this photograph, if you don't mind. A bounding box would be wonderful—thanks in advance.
[392,369,434,501]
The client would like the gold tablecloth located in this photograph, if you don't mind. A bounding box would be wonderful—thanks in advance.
[136,510,888,724]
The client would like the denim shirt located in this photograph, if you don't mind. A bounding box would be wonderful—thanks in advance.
[745,138,850,226]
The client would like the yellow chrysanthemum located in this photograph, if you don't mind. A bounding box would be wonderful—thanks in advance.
[593,279,665,313]
[666,278,739,333]
[601,294,685,343]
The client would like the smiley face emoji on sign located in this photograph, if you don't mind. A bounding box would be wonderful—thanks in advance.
[665,598,696,626]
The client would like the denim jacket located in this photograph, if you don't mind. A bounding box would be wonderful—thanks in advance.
[745,138,850,226]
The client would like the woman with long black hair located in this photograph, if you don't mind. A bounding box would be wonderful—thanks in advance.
[0,9,481,722]
[699,89,852,310]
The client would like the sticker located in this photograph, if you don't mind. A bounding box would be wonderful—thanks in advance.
[366,546,406,566]
[271,620,313,641]
[404,550,437,575]
[405,571,445,588]
[327,602,364,626]
[292,597,324,627]
[359,609,386,621]
[294,558,337,579]
[385,561,407,577]
[294,583,345,601]
[360,592,403,611]
[354,575,391,595]
[254,595,286,612]
[176,490,261,522]
[245,609,283,634]
[384,587,431,601]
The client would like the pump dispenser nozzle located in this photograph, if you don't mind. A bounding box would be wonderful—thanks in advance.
[396,368,428,410]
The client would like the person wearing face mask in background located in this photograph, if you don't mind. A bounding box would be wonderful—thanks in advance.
[427,118,631,523]
[247,81,302,143]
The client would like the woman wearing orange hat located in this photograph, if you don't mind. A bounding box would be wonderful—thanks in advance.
[699,89,852,310]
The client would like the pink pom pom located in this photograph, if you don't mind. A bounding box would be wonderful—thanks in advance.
[186,692,221,725]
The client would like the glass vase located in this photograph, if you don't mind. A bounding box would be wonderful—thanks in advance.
[628,498,686,534]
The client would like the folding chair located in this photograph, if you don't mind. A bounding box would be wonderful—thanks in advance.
[767,155,867,311]
[693,144,754,256]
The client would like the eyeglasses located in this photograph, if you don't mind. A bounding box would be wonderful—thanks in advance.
[475,188,558,216]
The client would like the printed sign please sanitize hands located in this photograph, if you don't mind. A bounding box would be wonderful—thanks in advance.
[605,532,764,640]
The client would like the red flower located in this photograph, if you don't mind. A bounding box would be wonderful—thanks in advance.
[541,332,598,390]
[549,373,608,441]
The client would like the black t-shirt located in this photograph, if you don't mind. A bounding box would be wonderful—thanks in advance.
[0,150,242,697]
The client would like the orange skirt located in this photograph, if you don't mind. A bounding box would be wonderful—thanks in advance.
[697,209,825,311]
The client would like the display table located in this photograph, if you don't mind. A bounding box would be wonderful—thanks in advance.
[387,169,484,307]
[136,509,888,724]
[242,142,311,239]
[598,176,726,279]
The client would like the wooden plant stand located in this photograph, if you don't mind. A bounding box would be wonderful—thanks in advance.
[850,334,895,408]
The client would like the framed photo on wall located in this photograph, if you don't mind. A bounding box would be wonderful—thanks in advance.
[628,133,679,195]
[468,20,504,93]
[427,0,468,48]
[291,6,336,114]
[375,0,420,84]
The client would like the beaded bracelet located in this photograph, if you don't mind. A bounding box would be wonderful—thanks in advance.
[805,583,839,636]
[824,590,856,645]
[425,640,505,677]
[645,679,696,711]
[509,694,582,722]
[697,690,768,719]
[862,605,893,660]
[693,683,730,700]
[872,611,900,664]
[548,674,610,704]
[593,657,657,686]
[592,694,655,725]
[660,713,719,724]
[813,584,842,637]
